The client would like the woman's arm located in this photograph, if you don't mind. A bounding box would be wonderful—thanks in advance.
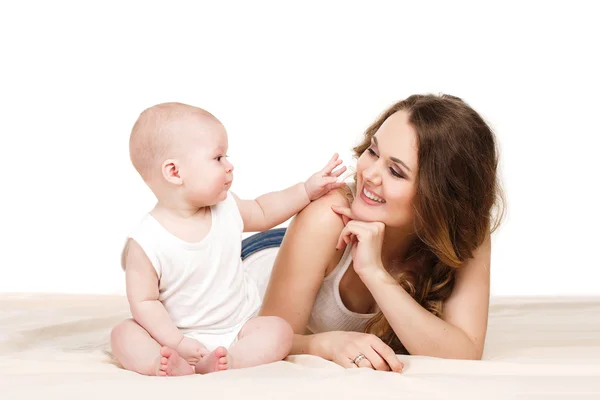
[261,193,406,372]
[360,235,492,360]
[259,190,349,356]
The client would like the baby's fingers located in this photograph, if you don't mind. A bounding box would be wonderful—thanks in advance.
[330,165,347,178]
[322,154,343,174]
[329,181,346,190]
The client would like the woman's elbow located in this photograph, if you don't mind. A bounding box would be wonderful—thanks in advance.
[445,342,482,360]
[464,343,483,360]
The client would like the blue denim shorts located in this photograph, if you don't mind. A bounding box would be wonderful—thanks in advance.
[241,228,286,260]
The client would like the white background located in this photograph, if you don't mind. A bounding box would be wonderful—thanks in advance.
[1,1,598,296]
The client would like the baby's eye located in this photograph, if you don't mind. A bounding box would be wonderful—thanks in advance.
[367,148,378,157]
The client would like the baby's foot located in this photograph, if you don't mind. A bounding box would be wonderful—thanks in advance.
[158,346,194,376]
[194,346,230,374]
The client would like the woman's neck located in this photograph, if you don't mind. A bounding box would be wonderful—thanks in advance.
[381,226,417,271]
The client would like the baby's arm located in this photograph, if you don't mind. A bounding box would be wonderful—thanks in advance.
[124,240,207,364]
[233,153,346,232]
[124,239,185,349]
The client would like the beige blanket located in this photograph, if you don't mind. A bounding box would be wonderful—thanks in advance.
[1,294,599,399]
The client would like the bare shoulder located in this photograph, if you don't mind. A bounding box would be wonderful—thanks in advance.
[123,238,160,303]
[260,187,352,328]
[120,238,137,270]
[288,186,350,243]
[282,187,351,271]
[297,186,351,224]
[120,240,129,270]
[122,238,157,277]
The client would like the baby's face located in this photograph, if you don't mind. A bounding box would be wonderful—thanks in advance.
[178,120,234,206]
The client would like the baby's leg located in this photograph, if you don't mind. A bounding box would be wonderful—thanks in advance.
[195,316,293,373]
[231,316,294,368]
[110,319,194,376]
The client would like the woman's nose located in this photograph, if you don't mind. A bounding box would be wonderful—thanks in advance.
[362,164,382,186]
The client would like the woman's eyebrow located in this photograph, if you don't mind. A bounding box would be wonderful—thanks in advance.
[372,136,412,172]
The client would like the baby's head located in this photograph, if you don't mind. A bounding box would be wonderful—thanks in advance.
[129,102,234,206]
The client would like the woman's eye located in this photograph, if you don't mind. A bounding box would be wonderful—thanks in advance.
[367,148,378,157]
[389,168,404,179]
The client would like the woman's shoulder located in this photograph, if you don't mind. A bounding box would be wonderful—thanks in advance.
[281,186,350,275]
[284,186,350,247]
[301,185,352,221]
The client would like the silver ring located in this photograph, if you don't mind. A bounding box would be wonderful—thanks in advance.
[351,353,366,365]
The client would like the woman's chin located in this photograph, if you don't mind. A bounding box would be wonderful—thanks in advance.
[351,203,386,223]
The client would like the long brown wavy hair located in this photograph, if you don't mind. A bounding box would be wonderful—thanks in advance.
[351,94,505,354]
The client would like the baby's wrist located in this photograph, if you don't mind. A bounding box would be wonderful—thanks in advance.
[173,334,186,350]
[301,181,312,202]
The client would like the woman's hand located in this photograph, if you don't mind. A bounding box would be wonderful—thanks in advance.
[318,331,403,372]
[331,205,386,276]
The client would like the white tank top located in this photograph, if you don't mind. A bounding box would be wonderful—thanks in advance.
[129,192,260,335]
[242,244,377,334]
[306,244,377,334]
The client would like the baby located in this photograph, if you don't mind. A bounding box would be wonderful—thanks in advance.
[110,102,346,376]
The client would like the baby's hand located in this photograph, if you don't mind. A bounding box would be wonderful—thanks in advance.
[304,153,347,201]
[176,336,209,366]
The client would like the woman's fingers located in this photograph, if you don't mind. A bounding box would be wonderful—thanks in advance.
[340,347,360,369]
[354,354,374,369]
[362,347,391,371]
[335,221,369,249]
[343,347,390,371]
[335,335,403,373]
[331,205,354,219]
[336,223,361,249]
[336,230,350,250]
[331,205,356,228]
[369,337,404,373]
[342,345,373,369]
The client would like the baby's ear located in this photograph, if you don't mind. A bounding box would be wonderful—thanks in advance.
[161,159,183,185]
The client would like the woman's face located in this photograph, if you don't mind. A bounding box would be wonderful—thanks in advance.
[351,110,419,229]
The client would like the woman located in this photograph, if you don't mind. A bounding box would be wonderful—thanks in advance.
[243,94,503,372]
